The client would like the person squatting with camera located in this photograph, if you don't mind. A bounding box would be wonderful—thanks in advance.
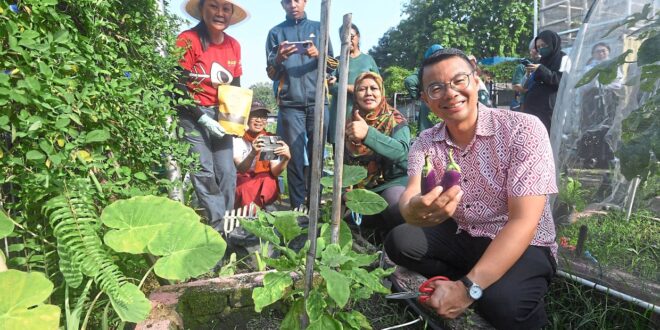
[233,101,291,208]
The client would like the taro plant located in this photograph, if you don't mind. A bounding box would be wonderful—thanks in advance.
[0,209,60,330]
[244,166,392,329]
[0,270,61,330]
[42,185,226,325]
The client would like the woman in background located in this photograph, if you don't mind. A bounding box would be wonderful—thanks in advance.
[175,0,248,231]
[328,24,379,146]
[523,30,571,133]
[344,72,410,237]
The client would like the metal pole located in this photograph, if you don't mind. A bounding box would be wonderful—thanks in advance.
[330,14,352,244]
[534,0,538,36]
[303,0,331,327]
[625,176,641,221]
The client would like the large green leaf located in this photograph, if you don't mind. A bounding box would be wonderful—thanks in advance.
[26,150,45,161]
[109,283,151,323]
[149,223,226,280]
[338,310,372,330]
[85,129,110,143]
[349,268,390,294]
[616,137,652,180]
[320,266,350,308]
[0,270,60,330]
[320,221,353,250]
[0,210,13,239]
[306,289,327,322]
[307,314,343,330]
[273,212,303,244]
[345,189,388,215]
[241,219,281,245]
[321,244,354,268]
[320,165,368,188]
[252,272,293,312]
[637,33,660,66]
[102,196,199,253]
[280,299,303,330]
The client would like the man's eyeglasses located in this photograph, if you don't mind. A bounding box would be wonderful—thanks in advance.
[424,71,474,100]
[250,116,267,122]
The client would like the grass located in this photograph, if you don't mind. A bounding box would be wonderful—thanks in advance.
[556,210,659,281]
[545,276,657,329]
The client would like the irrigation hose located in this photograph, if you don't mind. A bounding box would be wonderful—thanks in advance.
[557,270,659,314]
[382,315,424,330]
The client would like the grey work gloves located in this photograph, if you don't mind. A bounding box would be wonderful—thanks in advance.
[197,114,226,139]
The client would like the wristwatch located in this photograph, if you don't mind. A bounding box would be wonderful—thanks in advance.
[460,276,483,300]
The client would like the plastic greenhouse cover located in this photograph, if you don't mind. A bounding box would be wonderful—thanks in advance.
[551,0,658,210]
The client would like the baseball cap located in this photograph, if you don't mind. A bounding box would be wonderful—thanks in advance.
[424,44,444,59]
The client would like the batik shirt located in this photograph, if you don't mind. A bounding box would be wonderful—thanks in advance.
[408,104,559,257]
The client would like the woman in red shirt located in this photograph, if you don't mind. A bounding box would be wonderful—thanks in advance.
[174,0,248,232]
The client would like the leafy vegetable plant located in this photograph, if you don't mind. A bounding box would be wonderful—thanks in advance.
[245,166,392,329]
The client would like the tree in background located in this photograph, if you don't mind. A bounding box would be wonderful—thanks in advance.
[250,82,278,113]
[382,66,413,99]
[369,0,534,71]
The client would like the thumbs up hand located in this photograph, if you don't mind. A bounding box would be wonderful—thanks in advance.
[346,110,369,144]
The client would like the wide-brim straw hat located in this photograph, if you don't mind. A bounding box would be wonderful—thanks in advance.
[184,0,249,26]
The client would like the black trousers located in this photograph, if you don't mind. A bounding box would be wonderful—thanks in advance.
[384,220,556,330]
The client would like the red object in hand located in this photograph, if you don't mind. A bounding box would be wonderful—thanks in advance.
[418,275,450,304]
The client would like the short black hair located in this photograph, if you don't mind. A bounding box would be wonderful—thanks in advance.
[418,48,474,88]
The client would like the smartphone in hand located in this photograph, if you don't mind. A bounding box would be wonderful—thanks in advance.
[288,41,312,55]
[520,58,533,66]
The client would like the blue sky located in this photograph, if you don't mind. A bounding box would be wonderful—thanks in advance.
[166,0,405,87]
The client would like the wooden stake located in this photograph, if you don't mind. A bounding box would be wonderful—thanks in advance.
[302,0,332,327]
[331,14,353,244]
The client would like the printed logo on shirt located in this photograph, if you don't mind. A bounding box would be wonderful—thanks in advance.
[309,33,316,38]
[189,62,233,86]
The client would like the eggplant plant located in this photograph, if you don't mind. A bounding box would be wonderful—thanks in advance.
[244,166,392,329]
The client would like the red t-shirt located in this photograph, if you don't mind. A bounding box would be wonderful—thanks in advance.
[176,29,243,106]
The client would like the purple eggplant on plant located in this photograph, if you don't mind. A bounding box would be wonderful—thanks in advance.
[439,148,462,190]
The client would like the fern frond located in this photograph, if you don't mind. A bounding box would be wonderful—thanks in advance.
[42,186,131,309]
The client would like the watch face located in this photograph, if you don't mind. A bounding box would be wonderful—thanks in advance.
[469,286,483,300]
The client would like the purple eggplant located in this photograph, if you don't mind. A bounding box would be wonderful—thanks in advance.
[421,154,437,195]
[439,148,462,190]
[420,149,462,195]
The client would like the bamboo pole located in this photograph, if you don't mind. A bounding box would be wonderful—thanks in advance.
[302,0,331,327]
[331,14,352,244]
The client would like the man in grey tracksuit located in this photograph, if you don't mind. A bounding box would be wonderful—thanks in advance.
[266,0,333,209]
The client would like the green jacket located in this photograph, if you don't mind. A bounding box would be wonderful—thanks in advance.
[404,70,434,132]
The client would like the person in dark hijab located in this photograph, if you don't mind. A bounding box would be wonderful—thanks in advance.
[523,30,571,132]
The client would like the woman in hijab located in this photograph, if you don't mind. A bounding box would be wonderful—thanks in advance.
[328,24,380,147]
[345,72,410,236]
[523,30,571,132]
[174,0,248,232]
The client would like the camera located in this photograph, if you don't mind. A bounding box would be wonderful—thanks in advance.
[520,58,533,66]
[259,136,282,161]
